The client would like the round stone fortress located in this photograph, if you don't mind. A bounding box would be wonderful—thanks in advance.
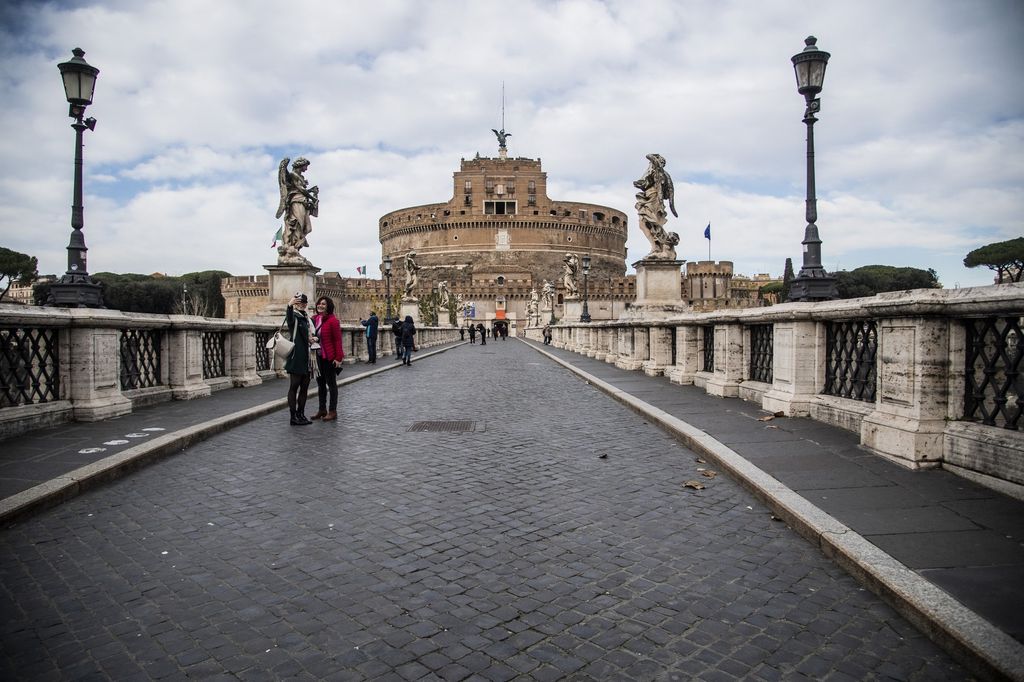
[379,155,628,284]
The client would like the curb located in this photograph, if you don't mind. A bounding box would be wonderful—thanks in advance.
[524,339,1024,682]
[0,343,460,527]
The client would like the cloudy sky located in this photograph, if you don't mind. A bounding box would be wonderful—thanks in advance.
[1,0,1021,289]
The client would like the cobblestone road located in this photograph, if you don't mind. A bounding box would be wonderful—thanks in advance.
[0,341,967,680]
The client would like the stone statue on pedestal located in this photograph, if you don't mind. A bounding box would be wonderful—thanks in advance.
[403,251,420,301]
[275,157,319,265]
[527,288,539,326]
[562,253,580,297]
[542,279,555,310]
[634,153,680,260]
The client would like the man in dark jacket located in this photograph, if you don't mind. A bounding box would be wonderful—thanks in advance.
[360,311,379,364]
[392,318,403,359]
[400,315,417,366]
[477,322,486,346]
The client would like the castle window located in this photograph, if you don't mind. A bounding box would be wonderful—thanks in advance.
[464,180,472,193]
[464,194,472,206]
[579,209,587,220]
[594,212,605,221]
[484,200,517,215]
[497,276,506,286]
[485,180,493,194]
[495,183,505,195]
[528,194,536,206]
[528,180,536,191]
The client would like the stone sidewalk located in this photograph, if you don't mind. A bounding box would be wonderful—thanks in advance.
[0,338,1020,680]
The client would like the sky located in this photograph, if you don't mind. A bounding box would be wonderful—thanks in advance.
[1,0,1022,289]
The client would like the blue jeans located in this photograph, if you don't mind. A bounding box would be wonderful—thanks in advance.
[402,345,412,363]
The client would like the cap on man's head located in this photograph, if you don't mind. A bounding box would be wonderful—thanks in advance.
[296,293,308,303]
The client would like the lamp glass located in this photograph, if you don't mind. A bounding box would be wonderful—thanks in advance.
[383,257,392,273]
[58,49,99,105]
[582,255,591,273]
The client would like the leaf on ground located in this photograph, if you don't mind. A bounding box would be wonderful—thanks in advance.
[765,425,779,429]
[695,458,706,464]
[757,415,775,421]
[700,469,718,478]
[682,480,706,490]
[598,453,608,459]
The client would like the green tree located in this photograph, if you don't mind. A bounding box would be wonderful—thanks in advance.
[177,270,230,317]
[0,247,39,301]
[963,237,1024,283]
[781,258,795,302]
[759,281,783,305]
[833,265,941,299]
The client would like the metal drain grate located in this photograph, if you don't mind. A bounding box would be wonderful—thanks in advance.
[408,420,477,433]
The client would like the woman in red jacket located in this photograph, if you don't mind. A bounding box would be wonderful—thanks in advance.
[311,296,344,421]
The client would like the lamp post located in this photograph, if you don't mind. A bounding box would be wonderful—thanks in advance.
[787,36,837,302]
[431,286,439,326]
[382,256,393,323]
[580,254,592,322]
[49,48,104,308]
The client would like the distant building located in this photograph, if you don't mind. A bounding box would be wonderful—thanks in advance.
[223,143,775,324]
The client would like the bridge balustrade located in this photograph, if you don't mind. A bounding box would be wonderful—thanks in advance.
[528,284,1024,497]
[0,303,460,439]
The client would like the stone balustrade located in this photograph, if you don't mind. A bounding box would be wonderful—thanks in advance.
[526,284,1024,499]
[0,304,459,439]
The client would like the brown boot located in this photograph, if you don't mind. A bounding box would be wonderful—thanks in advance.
[310,410,327,420]
[322,410,337,422]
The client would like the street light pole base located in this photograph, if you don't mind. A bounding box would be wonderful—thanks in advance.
[48,279,104,308]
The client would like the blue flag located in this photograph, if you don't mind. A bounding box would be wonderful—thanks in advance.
[704,223,711,240]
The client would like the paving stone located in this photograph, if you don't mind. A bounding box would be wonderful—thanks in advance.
[0,342,970,679]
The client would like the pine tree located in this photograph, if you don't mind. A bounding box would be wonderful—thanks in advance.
[782,258,795,302]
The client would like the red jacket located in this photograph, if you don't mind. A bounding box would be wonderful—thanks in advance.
[312,313,344,363]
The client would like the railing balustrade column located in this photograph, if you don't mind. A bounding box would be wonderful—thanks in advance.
[643,325,674,377]
[706,322,745,398]
[67,310,132,421]
[228,329,261,388]
[168,323,212,400]
[861,316,951,468]
[616,326,647,371]
[762,320,822,417]
[666,325,700,385]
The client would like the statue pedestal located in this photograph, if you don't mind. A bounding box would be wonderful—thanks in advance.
[562,298,582,322]
[400,300,419,324]
[259,263,320,319]
[541,305,555,325]
[622,258,688,320]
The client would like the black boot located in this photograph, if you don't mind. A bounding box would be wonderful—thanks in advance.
[291,410,311,426]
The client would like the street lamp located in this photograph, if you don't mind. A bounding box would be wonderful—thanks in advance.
[787,36,837,302]
[431,286,439,326]
[580,254,592,322]
[49,48,103,308]
[382,256,393,323]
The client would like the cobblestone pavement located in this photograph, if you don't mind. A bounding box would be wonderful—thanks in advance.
[0,342,968,680]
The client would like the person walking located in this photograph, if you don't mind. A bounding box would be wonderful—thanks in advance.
[468,324,476,344]
[310,296,344,422]
[392,317,404,359]
[477,322,486,346]
[400,315,417,365]
[459,327,465,341]
[360,310,379,364]
[543,324,552,345]
[284,293,314,425]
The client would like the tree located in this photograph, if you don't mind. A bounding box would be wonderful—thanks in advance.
[781,258,795,302]
[759,281,783,305]
[963,237,1024,283]
[0,247,38,302]
[833,265,941,299]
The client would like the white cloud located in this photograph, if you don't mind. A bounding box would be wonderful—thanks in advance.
[1,0,1021,292]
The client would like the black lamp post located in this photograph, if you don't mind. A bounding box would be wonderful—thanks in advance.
[788,36,837,302]
[49,48,104,308]
[431,286,439,326]
[382,256,393,323]
[580,254,592,322]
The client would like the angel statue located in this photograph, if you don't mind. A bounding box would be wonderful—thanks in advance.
[437,280,452,309]
[562,253,580,297]
[492,128,511,149]
[527,289,539,325]
[633,153,680,260]
[541,279,555,309]
[403,251,420,301]
[275,157,319,264]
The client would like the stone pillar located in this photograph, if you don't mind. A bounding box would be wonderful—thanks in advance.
[563,298,582,323]
[261,263,320,319]
[643,326,674,377]
[623,259,689,319]
[168,326,212,400]
[592,327,609,361]
[762,320,821,416]
[65,318,132,422]
[666,325,700,385]
[229,329,261,388]
[616,327,648,371]
[605,325,620,363]
[399,300,419,324]
[706,323,744,397]
[861,317,950,468]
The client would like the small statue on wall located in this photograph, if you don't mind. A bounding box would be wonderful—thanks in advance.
[562,253,580,297]
[403,251,420,301]
[275,157,319,265]
[633,153,680,260]
[541,279,555,309]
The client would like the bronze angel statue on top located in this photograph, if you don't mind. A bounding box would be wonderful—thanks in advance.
[275,157,319,264]
[634,153,680,260]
